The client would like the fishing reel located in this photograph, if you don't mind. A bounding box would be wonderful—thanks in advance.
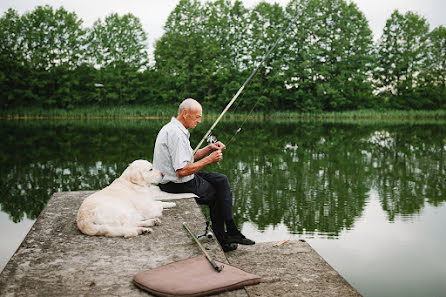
[206,133,221,168]
[206,134,218,145]
[196,221,214,240]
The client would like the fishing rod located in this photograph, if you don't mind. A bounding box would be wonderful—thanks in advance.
[183,222,223,272]
[193,5,305,154]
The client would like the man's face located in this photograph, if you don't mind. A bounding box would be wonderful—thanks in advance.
[184,108,202,129]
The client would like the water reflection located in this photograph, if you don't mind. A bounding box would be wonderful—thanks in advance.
[0,120,445,237]
[366,127,446,221]
[0,119,164,222]
[223,122,445,235]
[220,122,374,237]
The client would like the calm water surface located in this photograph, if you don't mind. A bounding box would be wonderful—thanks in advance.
[1,119,445,297]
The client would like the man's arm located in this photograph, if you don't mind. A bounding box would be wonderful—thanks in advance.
[194,141,226,161]
[194,145,213,161]
[177,150,222,178]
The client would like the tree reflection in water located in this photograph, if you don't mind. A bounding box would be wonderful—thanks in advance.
[205,121,445,236]
[1,120,445,237]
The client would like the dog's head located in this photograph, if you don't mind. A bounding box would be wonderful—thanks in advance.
[120,160,163,186]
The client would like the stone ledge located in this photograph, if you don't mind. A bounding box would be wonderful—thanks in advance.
[1,191,361,296]
[0,191,246,297]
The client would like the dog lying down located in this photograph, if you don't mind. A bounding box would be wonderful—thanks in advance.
[77,160,197,238]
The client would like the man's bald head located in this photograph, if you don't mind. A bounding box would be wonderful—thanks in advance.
[177,98,203,129]
[178,98,202,116]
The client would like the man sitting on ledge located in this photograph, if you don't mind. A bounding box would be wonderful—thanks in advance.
[153,98,255,252]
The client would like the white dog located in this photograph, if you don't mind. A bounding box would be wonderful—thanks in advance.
[76,160,176,238]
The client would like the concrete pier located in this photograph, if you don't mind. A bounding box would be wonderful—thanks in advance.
[0,191,361,296]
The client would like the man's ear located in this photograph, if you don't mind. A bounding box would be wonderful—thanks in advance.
[180,108,188,119]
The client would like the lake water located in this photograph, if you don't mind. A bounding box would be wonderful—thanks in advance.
[1,118,445,297]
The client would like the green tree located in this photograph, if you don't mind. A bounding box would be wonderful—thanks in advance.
[375,10,430,109]
[154,0,254,109]
[154,0,215,105]
[0,9,28,108]
[201,0,249,109]
[18,5,86,107]
[284,0,375,112]
[240,2,287,112]
[418,26,446,109]
[2,2,444,112]
[87,13,149,105]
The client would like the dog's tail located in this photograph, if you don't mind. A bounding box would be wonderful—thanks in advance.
[77,213,100,236]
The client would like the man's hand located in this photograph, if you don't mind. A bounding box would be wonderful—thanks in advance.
[208,150,223,164]
[194,141,225,162]
[209,141,226,151]
[177,149,222,178]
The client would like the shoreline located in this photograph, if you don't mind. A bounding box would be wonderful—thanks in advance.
[1,107,446,120]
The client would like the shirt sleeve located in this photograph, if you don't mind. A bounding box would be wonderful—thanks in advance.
[167,130,192,171]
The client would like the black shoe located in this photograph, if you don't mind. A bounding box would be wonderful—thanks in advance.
[221,241,238,252]
[225,232,255,245]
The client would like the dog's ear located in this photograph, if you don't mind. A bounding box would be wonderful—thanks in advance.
[121,164,146,186]
[129,168,146,186]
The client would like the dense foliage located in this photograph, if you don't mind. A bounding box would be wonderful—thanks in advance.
[375,10,445,109]
[0,1,445,111]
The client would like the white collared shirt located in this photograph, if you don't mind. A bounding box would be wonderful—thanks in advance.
[153,117,195,184]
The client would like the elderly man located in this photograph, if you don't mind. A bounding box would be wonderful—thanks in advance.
[153,98,255,252]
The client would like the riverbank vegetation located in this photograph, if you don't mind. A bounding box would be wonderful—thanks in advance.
[2,106,445,120]
[1,0,445,113]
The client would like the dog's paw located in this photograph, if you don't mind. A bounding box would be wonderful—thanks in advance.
[162,202,176,208]
[138,219,160,227]
[153,218,161,226]
[141,227,153,234]
[124,231,138,238]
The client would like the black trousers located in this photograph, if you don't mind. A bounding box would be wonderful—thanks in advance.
[159,171,234,243]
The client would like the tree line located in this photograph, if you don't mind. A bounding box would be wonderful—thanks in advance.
[0,0,445,112]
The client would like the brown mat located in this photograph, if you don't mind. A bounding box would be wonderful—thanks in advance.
[133,256,261,297]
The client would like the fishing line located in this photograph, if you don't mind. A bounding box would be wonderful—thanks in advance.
[224,98,260,147]
[193,0,310,154]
